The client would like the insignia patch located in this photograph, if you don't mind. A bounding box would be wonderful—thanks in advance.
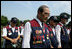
[47,30,49,33]
[47,37,49,39]
[35,30,39,34]
[43,29,45,33]
[47,34,49,37]
[43,39,45,42]
[8,32,12,35]
[35,30,42,34]
[39,30,42,34]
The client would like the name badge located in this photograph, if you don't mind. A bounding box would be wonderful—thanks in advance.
[8,32,12,35]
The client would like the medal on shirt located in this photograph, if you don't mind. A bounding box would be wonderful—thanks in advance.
[43,28,45,33]
[33,37,36,41]
[47,37,49,39]
[47,34,49,37]
[43,39,45,42]
[42,35,45,42]
[35,30,42,34]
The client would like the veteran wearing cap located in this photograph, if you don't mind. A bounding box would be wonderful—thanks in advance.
[47,16,59,48]
[22,5,53,48]
[2,17,20,48]
[55,12,70,48]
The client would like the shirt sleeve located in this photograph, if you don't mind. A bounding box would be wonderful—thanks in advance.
[55,25,61,47]
[2,28,7,37]
[22,22,32,48]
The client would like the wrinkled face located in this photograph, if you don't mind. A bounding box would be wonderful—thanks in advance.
[38,8,50,22]
[61,18,68,24]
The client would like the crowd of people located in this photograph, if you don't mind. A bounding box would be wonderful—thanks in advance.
[1,5,71,48]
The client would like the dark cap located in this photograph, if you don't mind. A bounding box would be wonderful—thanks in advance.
[11,17,18,24]
[20,21,24,24]
[49,16,59,23]
[60,12,69,19]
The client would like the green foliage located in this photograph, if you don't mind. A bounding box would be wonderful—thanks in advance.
[1,15,8,26]
[23,20,30,25]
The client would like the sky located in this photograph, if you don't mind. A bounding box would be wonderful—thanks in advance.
[1,1,71,23]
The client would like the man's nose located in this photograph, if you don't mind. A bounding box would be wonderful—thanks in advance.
[45,16,48,17]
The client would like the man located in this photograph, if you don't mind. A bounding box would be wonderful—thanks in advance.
[55,13,70,48]
[46,16,59,48]
[2,22,10,48]
[2,17,20,48]
[22,5,52,48]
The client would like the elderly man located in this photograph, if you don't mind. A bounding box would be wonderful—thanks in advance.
[22,5,53,48]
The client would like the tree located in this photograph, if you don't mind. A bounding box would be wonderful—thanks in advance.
[23,20,30,25]
[1,15,8,26]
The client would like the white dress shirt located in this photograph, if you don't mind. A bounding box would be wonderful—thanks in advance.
[18,26,24,36]
[52,28,56,36]
[2,25,20,37]
[22,17,43,48]
[20,28,24,36]
[55,22,63,47]
[67,29,70,35]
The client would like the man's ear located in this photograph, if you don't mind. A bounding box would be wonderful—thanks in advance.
[38,11,41,14]
[38,11,41,17]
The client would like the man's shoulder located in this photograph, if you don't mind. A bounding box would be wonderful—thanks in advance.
[29,19,36,23]
[55,24,62,29]
[44,23,48,28]
[29,19,40,27]
[25,22,31,25]
[57,23,62,28]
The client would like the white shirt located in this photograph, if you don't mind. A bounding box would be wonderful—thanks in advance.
[22,17,43,48]
[2,25,20,37]
[55,22,63,47]
[67,29,70,35]
[18,26,24,36]
[20,27,24,36]
[52,28,56,36]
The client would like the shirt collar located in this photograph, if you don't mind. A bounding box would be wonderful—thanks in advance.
[35,17,42,28]
[59,22,64,26]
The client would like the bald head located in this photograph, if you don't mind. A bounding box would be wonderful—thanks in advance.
[37,5,49,13]
[37,5,50,22]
